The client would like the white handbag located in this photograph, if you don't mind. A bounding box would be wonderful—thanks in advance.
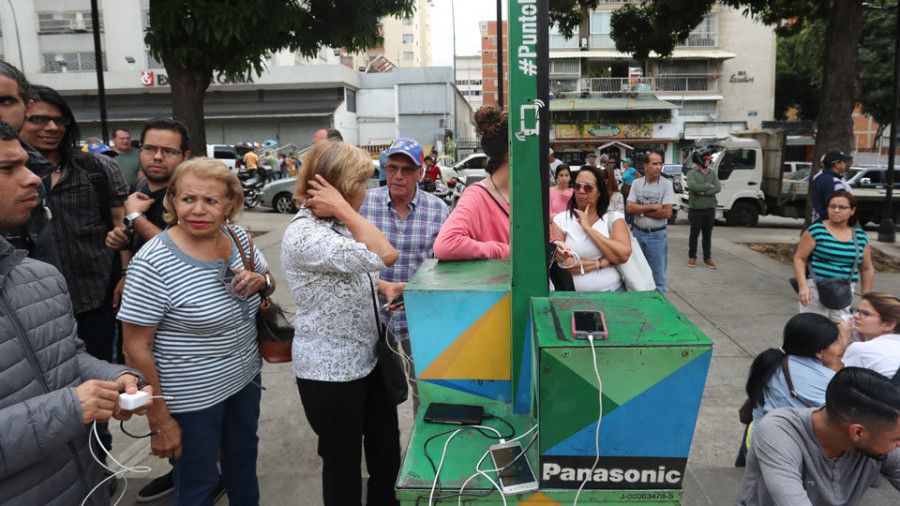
[606,213,656,291]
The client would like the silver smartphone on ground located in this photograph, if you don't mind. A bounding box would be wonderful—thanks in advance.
[488,441,539,495]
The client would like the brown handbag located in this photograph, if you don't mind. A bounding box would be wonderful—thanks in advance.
[226,226,294,363]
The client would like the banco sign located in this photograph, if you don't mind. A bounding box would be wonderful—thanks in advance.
[140,71,254,87]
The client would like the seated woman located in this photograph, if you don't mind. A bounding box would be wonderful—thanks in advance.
[119,158,273,504]
[281,140,403,506]
[550,165,631,292]
[548,164,573,221]
[842,292,900,378]
[746,313,843,426]
[434,105,510,260]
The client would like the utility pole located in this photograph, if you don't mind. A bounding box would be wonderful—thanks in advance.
[90,0,109,143]
[496,0,503,108]
[878,1,900,243]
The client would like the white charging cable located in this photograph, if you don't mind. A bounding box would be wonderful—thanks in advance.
[81,394,172,506]
[573,336,603,505]
[82,421,152,506]
[429,425,503,506]
[456,423,540,505]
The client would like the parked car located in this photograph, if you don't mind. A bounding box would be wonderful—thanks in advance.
[259,161,381,214]
[780,167,812,196]
[207,144,241,172]
[847,165,899,189]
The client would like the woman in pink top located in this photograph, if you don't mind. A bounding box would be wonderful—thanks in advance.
[434,105,511,260]
[549,165,573,220]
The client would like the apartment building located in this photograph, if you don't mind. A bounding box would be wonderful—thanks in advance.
[456,55,484,111]
[341,0,432,72]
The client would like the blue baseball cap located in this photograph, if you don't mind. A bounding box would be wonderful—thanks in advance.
[86,142,117,156]
[386,137,424,167]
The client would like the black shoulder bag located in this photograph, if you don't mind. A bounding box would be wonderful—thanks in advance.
[368,278,409,405]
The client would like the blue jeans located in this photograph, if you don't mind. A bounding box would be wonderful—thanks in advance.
[633,228,668,296]
[170,374,262,506]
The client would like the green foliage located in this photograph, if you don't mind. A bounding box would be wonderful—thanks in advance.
[608,0,828,60]
[145,0,415,78]
[774,19,826,119]
[858,6,897,129]
[549,0,600,39]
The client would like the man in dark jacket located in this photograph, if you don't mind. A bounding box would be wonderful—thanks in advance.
[0,60,60,267]
[0,119,151,505]
[811,151,853,223]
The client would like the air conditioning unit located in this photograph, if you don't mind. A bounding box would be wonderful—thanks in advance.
[71,12,87,31]
[333,49,341,57]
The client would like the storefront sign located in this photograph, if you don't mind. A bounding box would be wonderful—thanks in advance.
[140,71,254,87]
[555,123,653,139]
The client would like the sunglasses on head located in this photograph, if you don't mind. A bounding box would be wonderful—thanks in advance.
[573,182,595,192]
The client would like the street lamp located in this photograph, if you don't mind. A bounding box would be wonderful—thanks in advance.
[451,0,458,162]
[6,0,24,69]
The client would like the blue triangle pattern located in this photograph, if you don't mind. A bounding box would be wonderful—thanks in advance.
[514,313,535,414]
[408,290,507,373]
[421,379,512,402]
[544,349,711,457]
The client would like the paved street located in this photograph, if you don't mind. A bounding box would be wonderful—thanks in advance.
[109,209,900,505]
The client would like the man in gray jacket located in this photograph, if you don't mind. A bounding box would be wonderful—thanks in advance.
[0,119,151,505]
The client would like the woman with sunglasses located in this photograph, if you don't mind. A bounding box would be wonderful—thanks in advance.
[793,191,874,322]
[841,293,900,377]
[551,165,631,291]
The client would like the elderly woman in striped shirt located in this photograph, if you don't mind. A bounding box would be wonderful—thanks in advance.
[119,157,274,504]
[793,191,874,322]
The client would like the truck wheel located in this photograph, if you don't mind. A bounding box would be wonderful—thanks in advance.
[725,202,759,227]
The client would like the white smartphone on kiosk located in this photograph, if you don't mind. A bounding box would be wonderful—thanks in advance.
[488,441,539,495]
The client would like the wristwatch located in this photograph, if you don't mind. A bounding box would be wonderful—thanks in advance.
[123,212,144,229]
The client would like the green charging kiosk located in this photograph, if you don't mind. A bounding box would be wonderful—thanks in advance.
[394,1,712,503]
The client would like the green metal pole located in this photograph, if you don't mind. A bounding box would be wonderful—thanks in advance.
[508,0,549,414]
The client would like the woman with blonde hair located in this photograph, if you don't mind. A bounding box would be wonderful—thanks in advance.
[119,157,274,504]
[842,293,900,378]
[281,140,403,505]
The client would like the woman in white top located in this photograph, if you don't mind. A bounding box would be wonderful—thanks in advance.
[281,140,404,506]
[842,292,900,378]
[551,165,631,292]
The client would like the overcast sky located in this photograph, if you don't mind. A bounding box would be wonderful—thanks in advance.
[431,0,508,66]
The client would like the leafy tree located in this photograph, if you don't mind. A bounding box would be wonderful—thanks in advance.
[145,0,414,154]
[859,5,897,147]
[606,0,861,165]
[774,19,826,121]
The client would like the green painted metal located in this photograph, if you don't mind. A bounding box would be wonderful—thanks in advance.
[508,0,549,415]
[395,403,681,505]
[535,292,711,348]
[406,259,510,292]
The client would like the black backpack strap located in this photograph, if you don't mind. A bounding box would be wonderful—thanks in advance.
[76,154,113,229]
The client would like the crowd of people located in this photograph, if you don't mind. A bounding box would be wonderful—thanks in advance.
[2,45,900,506]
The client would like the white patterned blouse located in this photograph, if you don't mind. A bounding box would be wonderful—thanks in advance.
[281,208,388,382]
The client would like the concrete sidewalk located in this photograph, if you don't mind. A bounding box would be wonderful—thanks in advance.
[108,211,900,505]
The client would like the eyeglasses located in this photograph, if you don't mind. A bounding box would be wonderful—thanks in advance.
[141,144,183,158]
[573,182,596,192]
[384,163,420,176]
[27,115,70,126]
[828,204,852,211]
[855,308,877,319]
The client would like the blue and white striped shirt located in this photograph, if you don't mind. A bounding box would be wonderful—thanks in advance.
[808,223,868,283]
[118,226,266,413]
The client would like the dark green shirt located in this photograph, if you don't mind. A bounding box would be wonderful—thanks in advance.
[686,166,721,210]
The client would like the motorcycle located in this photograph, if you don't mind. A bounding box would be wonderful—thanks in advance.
[422,178,453,207]
[238,170,265,209]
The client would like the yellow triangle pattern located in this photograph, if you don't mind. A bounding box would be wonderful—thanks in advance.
[518,491,562,504]
[420,293,511,380]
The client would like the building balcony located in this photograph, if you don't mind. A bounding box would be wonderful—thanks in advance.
[574,75,719,95]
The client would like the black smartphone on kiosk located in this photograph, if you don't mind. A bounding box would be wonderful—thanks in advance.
[572,310,608,340]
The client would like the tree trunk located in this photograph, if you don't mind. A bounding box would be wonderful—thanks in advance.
[806,0,862,227]
[874,123,887,151]
[165,63,212,157]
